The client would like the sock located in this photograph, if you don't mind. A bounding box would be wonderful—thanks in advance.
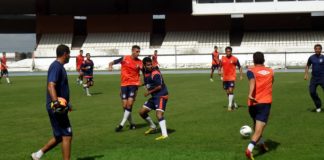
[120,109,131,126]
[128,113,134,125]
[6,77,10,84]
[247,141,256,152]
[145,116,157,128]
[85,87,90,95]
[257,137,265,145]
[158,118,168,137]
[228,94,234,107]
[35,150,44,158]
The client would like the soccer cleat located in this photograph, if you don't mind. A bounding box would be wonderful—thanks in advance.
[31,153,40,160]
[228,105,233,111]
[220,77,223,81]
[210,78,214,82]
[316,108,321,113]
[155,135,168,141]
[144,127,158,135]
[87,93,92,96]
[245,149,255,160]
[115,125,123,132]
[129,124,136,130]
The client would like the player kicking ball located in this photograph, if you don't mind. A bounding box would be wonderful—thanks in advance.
[245,52,274,160]
[139,57,169,140]
[81,53,94,96]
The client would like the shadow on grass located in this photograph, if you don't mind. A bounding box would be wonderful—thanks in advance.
[90,92,103,95]
[307,108,323,113]
[222,104,247,109]
[77,154,104,160]
[254,139,280,158]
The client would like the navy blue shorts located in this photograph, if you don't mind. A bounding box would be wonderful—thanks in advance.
[211,64,219,70]
[47,108,72,137]
[249,103,271,123]
[223,81,235,90]
[144,95,168,112]
[1,69,8,76]
[120,86,138,100]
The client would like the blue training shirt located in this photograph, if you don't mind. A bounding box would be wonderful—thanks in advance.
[144,69,168,97]
[307,54,324,78]
[46,60,70,109]
[81,60,94,76]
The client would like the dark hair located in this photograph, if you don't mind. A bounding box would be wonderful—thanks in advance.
[154,50,158,52]
[253,52,265,65]
[132,45,141,50]
[314,44,322,50]
[80,50,83,53]
[225,46,232,51]
[142,57,152,66]
[214,46,218,49]
[86,53,90,56]
[56,44,70,57]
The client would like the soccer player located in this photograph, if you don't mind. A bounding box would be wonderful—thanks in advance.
[81,53,94,96]
[31,44,72,160]
[210,46,220,82]
[139,57,169,140]
[219,46,243,111]
[0,52,11,84]
[76,50,84,85]
[245,52,274,160]
[152,50,159,68]
[304,44,324,113]
[109,45,142,132]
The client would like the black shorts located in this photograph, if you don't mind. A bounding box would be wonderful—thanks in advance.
[144,95,168,112]
[249,103,271,123]
[211,64,219,70]
[223,81,235,90]
[1,69,8,76]
[120,86,138,100]
[47,108,72,137]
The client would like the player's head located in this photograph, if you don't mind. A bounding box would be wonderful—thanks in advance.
[131,45,141,58]
[214,46,218,51]
[154,50,158,56]
[86,53,91,60]
[142,57,153,72]
[225,46,232,57]
[80,50,83,55]
[2,52,6,56]
[314,44,322,55]
[253,52,265,65]
[56,44,70,64]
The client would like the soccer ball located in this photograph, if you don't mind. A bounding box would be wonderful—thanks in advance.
[51,97,68,113]
[240,125,253,137]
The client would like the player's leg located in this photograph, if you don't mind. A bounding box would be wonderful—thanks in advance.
[4,70,10,84]
[210,65,215,81]
[126,97,136,129]
[139,103,157,134]
[61,136,72,160]
[31,137,61,160]
[155,96,168,140]
[227,87,234,110]
[115,97,128,132]
[84,78,92,96]
[309,79,321,112]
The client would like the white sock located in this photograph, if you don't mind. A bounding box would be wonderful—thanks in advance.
[145,116,156,128]
[128,113,134,125]
[228,94,234,107]
[85,87,90,95]
[248,143,255,152]
[120,110,131,126]
[6,77,10,84]
[159,119,168,137]
[35,149,44,158]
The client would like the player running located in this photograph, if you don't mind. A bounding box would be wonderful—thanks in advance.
[109,45,142,132]
[81,53,94,96]
[139,57,169,140]
[31,44,72,160]
[210,46,220,82]
[0,52,11,84]
[76,50,84,85]
[304,44,324,113]
[218,46,243,111]
[245,52,274,160]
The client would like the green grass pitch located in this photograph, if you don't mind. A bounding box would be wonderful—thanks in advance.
[1,72,324,160]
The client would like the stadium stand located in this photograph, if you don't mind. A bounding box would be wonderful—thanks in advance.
[36,33,73,50]
[241,31,324,47]
[82,32,150,49]
[161,31,230,48]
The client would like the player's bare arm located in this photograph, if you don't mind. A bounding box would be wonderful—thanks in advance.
[304,65,309,80]
[47,82,57,101]
[144,85,162,97]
